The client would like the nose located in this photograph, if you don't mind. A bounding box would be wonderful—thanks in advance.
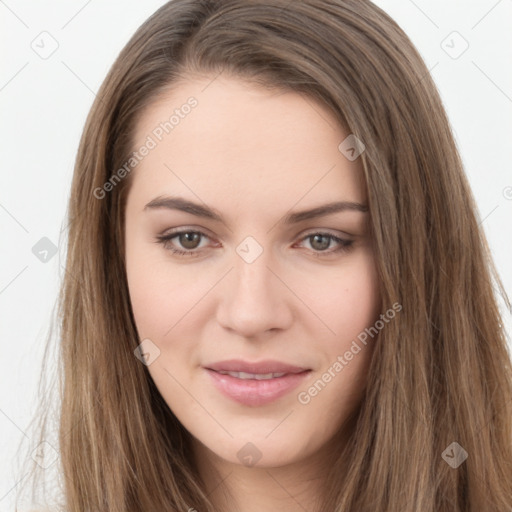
[216,242,294,338]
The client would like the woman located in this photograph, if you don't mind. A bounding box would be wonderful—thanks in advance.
[20,0,512,510]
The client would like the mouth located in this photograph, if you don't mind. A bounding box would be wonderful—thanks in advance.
[203,359,312,407]
[212,370,291,380]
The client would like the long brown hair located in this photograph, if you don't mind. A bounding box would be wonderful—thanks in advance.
[18,0,512,510]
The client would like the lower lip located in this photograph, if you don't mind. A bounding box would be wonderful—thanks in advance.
[205,368,311,407]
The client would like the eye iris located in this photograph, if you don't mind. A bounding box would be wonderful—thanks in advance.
[180,232,201,249]
[310,234,330,251]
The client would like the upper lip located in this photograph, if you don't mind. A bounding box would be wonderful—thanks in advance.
[205,359,309,374]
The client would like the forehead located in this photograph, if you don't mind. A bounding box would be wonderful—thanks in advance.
[128,75,366,215]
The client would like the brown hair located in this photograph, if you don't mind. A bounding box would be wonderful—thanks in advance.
[18,0,512,510]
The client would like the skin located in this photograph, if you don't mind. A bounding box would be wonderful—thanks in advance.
[124,74,381,511]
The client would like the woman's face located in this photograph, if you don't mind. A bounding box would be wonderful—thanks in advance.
[124,75,381,469]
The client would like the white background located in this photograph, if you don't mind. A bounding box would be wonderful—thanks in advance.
[1,1,511,510]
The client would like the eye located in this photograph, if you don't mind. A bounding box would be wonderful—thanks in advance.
[154,229,354,258]
[295,232,354,256]
[155,230,211,257]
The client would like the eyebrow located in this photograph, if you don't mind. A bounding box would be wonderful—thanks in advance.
[143,195,368,224]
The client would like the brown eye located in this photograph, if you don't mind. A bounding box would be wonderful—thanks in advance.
[178,232,202,250]
[155,230,210,257]
[297,232,354,257]
[309,234,331,251]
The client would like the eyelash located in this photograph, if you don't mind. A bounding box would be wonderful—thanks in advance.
[154,229,354,258]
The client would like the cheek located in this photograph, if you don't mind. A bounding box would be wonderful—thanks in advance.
[125,243,203,339]
[299,250,380,403]
[125,264,168,339]
[303,249,381,345]
[339,258,381,335]
[320,253,381,402]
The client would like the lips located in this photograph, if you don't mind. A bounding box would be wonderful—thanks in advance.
[205,359,308,375]
[204,359,311,407]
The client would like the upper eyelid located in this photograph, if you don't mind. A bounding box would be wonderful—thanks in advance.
[159,227,353,240]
